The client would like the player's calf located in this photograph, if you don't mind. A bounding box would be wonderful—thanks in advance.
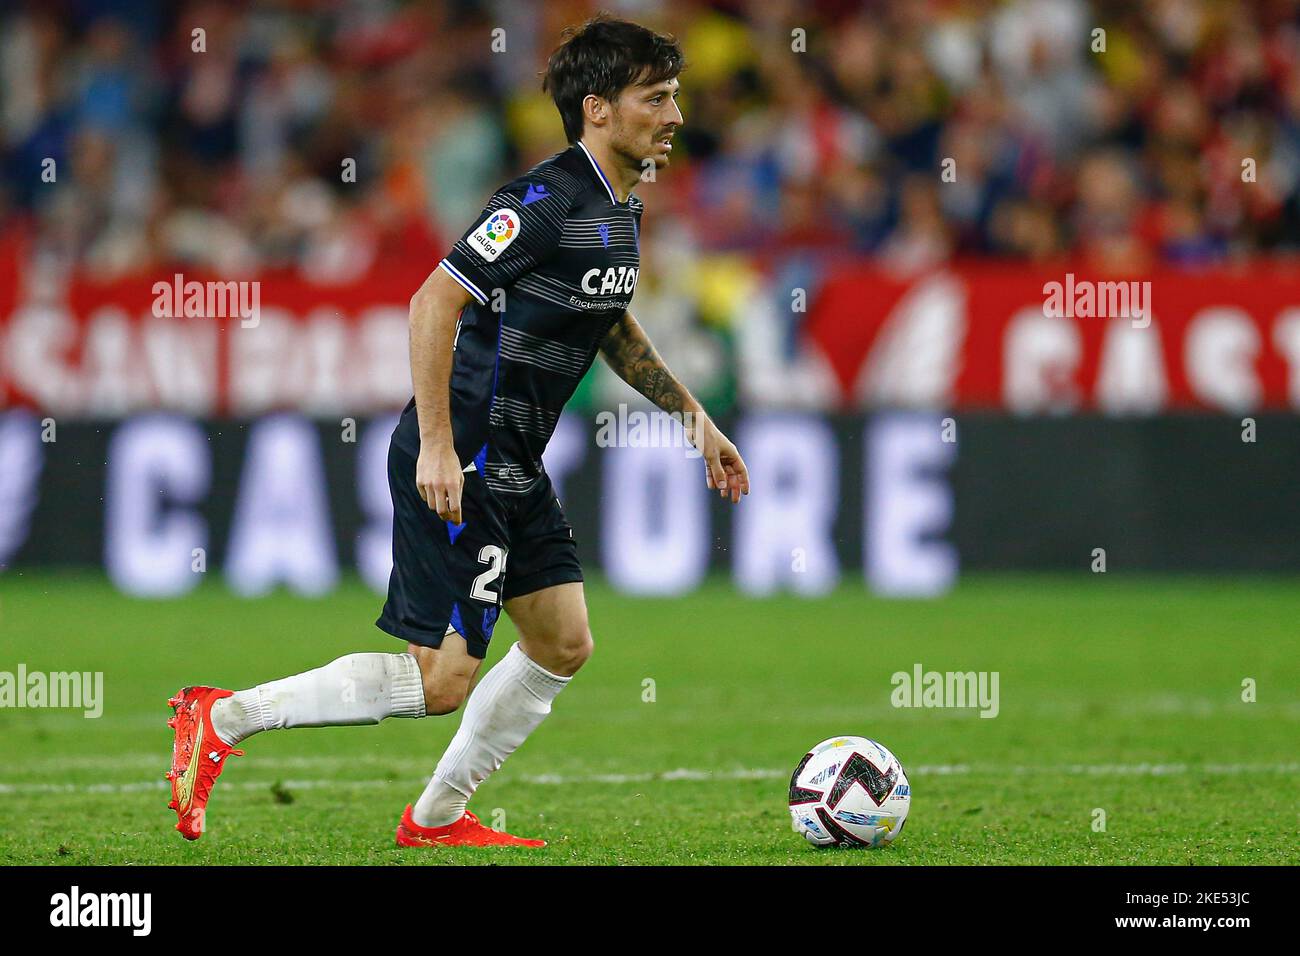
[207,652,427,746]
[410,641,572,829]
[166,653,431,840]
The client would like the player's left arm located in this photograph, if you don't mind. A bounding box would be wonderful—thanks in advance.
[599,310,750,502]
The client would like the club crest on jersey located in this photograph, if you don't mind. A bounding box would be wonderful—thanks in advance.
[469,209,519,261]
[581,265,638,296]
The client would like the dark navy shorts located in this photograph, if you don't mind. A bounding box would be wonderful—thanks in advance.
[375,441,583,658]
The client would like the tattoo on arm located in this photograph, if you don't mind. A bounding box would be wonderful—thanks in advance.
[599,312,693,415]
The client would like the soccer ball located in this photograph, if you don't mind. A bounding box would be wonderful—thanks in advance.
[788,736,911,848]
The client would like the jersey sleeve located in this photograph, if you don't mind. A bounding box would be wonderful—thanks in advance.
[438,179,573,305]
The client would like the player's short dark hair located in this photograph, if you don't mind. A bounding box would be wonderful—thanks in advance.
[542,14,685,144]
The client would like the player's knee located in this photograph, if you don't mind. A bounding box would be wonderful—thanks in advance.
[406,642,474,715]
[417,666,471,715]
[552,625,594,676]
[423,680,468,716]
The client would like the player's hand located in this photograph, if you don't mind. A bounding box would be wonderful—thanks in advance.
[693,414,750,504]
[416,441,464,524]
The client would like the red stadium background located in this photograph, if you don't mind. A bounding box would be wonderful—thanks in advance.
[2,0,1300,588]
[4,254,1300,414]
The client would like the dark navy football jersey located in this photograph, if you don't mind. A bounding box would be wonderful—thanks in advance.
[393,141,643,495]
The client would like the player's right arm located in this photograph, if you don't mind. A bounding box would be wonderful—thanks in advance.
[410,170,574,522]
[408,266,473,524]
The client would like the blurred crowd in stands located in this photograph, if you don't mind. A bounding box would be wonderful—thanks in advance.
[4,0,1300,281]
[3,0,1300,411]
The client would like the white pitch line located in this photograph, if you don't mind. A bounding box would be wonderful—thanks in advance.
[2,762,1299,796]
[25,749,1300,774]
[11,698,1300,732]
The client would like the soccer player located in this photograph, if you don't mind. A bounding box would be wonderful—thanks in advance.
[166,15,749,846]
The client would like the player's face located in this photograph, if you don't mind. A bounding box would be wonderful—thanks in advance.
[611,76,683,170]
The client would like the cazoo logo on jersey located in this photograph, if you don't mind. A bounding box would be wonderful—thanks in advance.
[581,266,639,296]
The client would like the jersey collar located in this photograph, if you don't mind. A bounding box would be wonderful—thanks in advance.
[576,140,623,206]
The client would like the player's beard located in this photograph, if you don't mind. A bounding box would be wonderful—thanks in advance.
[610,108,669,172]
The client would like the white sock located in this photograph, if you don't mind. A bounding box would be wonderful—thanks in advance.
[210,652,426,745]
[412,642,569,827]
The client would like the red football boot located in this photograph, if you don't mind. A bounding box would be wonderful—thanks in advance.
[166,686,244,840]
[395,805,546,848]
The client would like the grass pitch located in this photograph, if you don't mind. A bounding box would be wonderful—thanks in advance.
[1,572,1297,865]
